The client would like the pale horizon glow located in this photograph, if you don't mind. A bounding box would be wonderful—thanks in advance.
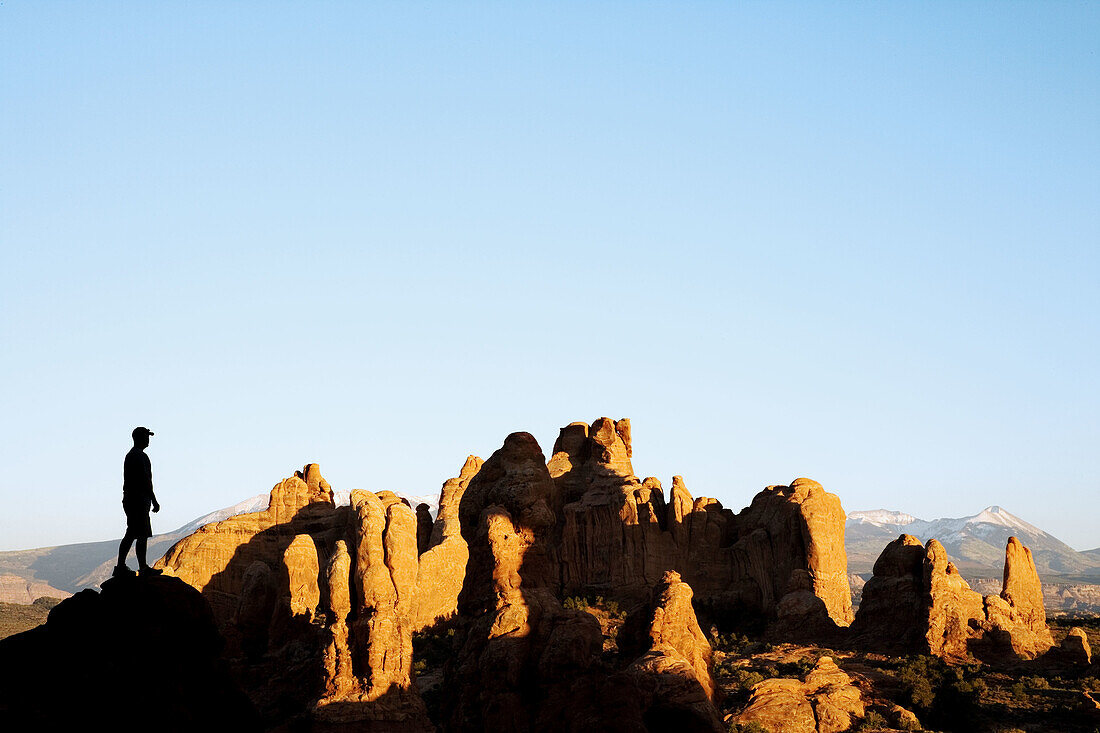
[1,3,1097,553]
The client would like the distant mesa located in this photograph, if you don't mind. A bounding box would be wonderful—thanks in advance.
[0,574,70,605]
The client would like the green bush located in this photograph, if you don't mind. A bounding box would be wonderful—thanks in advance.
[854,711,887,731]
[1021,674,1050,690]
[563,596,587,611]
[728,721,770,733]
[895,655,945,709]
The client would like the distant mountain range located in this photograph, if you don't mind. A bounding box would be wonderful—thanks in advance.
[846,505,1100,580]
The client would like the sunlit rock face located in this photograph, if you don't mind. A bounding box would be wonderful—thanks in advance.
[851,534,1055,661]
[410,455,483,631]
[725,477,854,634]
[617,570,723,729]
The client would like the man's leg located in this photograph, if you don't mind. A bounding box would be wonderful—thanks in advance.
[136,536,148,569]
[117,531,134,568]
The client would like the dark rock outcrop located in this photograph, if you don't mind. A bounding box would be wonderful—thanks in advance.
[0,575,259,731]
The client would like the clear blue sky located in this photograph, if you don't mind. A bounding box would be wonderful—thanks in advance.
[2,2,1097,552]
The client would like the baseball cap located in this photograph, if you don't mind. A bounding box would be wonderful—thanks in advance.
[132,426,155,439]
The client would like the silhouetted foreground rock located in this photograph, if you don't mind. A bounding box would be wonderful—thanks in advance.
[0,574,258,731]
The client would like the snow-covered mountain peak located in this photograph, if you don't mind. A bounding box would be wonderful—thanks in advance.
[968,505,1044,535]
[847,509,919,527]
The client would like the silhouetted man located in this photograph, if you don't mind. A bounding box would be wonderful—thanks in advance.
[114,426,163,578]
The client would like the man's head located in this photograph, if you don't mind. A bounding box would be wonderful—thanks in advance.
[132,426,154,449]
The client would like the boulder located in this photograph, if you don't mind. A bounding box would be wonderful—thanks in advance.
[735,656,865,733]
[1053,627,1092,667]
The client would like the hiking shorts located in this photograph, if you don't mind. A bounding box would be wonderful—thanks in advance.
[123,497,152,538]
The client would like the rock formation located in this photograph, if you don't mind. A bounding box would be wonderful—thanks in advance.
[985,535,1055,657]
[554,418,852,634]
[851,534,1054,660]
[847,534,928,651]
[724,478,854,634]
[158,463,345,630]
[1057,627,1092,666]
[734,656,866,733]
[443,431,606,731]
[617,571,723,731]
[156,464,432,731]
[442,431,726,732]
[416,503,433,555]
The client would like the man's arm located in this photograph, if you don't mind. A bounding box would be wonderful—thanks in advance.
[145,454,159,513]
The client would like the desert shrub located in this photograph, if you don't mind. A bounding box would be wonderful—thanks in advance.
[894,655,985,729]
[896,656,944,709]
[854,710,888,731]
[721,667,767,710]
[1010,681,1027,701]
[1021,674,1050,690]
[412,624,457,672]
[728,721,770,733]
[774,657,816,679]
[563,596,587,611]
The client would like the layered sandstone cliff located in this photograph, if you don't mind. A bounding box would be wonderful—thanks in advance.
[554,418,852,633]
